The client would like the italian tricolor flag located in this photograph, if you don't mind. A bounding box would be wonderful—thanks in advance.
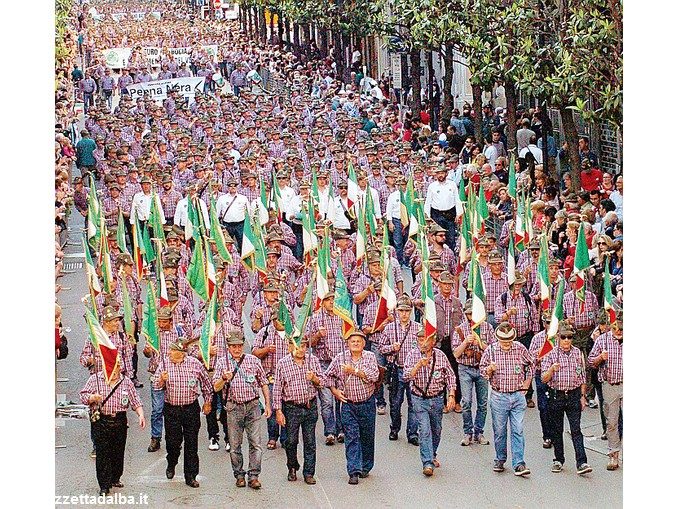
[457,208,472,275]
[302,199,319,266]
[333,258,355,338]
[514,193,526,252]
[539,278,565,358]
[507,234,517,286]
[419,229,437,341]
[209,195,232,265]
[537,235,550,311]
[185,195,200,244]
[373,229,397,331]
[83,236,102,297]
[470,256,487,328]
[573,222,590,309]
[85,307,119,384]
[98,216,114,294]
[199,293,218,370]
[155,241,170,307]
[241,209,267,279]
[149,191,166,245]
[141,281,160,353]
[355,203,368,268]
[271,172,284,223]
[315,233,331,310]
[603,258,617,324]
[86,175,101,249]
[205,239,217,300]
[187,235,209,302]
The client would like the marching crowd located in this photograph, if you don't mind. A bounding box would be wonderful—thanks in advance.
[62,0,623,497]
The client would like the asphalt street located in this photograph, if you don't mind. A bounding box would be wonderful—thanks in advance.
[55,185,622,508]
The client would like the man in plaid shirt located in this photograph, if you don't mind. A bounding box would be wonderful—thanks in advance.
[495,273,539,406]
[563,273,600,406]
[482,250,509,328]
[404,329,456,476]
[323,331,380,485]
[273,337,323,485]
[452,300,495,446]
[308,293,346,445]
[159,175,183,224]
[80,360,146,496]
[541,323,592,476]
[213,331,272,490]
[480,322,533,476]
[588,312,623,470]
[380,297,419,444]
[154,340,213,488]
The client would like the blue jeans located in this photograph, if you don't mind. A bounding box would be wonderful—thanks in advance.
[458,364,488,436]
[430,208,457,253]
[151,387,165,439]
[411,394,444,468]
[390,218,408,266]
[267,382,287,444]
[489,390,527,469]
[535,372,551,440]
[370,342,386,408]
[341,395,376,476]
[389,366,417,439]
[318,360,342,436]
[283,400,318,476]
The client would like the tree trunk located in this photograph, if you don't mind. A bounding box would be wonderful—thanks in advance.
[293,23,300,53]
[472,84,483,144]
[427,50,435,129]
[319,27,328,58]
[560,105,582,190]
[259,8,267,43]
[284,18,291,47]
[277,12,283,49]
[410,48,422,120]
[441,42,455,127]
[505,78,518,152]
[342,32,351,81]
[333,30,344,81]
[269,11,275,43]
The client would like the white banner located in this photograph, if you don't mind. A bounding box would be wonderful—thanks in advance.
[168,47,191,65]
[151,11,162,20]
[143,47,162,67]
[127,77,206,102]
[103,48,132,68]
[132,12,146,21]
[111,12,126,22]
[201,45,219,64]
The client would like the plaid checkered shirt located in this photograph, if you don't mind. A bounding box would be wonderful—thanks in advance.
[540,346,587,391]
[380,319,419,367]
[153,355,213,406]
[212,353,268,404]
[323,350,380,403]
[403,347,456,397]
[588,331,623,384]
[528,330,548,369]
[159,188,183,219]
[482,271,509,314]
[451,318,496,367]
[563,290,599,330]
[308,310,346,362]
[494,290,539,338]
[147,329,180,375]
[80,373,143,414]
[253,324,290,377]
[272,353,323,409]
[480,342,534,393]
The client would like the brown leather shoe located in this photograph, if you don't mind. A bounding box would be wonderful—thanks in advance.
[287,469,297,482]
[304,475,316,485]
[235,477,246,488]
[248,478,262,489]
[423,466,434,476]
[526,399,535,408]
[607,453,619,471]
[147,437,161,452]
[185,478,200,488]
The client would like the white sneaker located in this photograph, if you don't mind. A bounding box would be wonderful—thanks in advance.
[208,438,219,451]
[225,442,231,452]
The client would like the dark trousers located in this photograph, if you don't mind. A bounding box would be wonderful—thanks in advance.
[290,221,304,261]
[131,341,139,380]
[283,400,318,476]
[439,337,461,404]
[206,390,228,443]
[92,413,128,491]
[341,395,376,476]
[430,208,456,253]
[224,220,244,253]
[517,333,535,400]
[547,390,587,466]
[389,366,418,439]
[164,400,201,481]
[535,372,551,440]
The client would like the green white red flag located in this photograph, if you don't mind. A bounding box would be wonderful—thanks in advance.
[419,228,437,342]
[141,281,160,353]
[537,234,550,311]
[241,209,267,278]
[271,172,284,223]
[470,256,486,328]
[507,233,516,286]
[154,245,170,307]
[347,162,359,210]
[573,222,590,308]
[514,194,526,252]
[86,176,101,249]
[199,293,218,370]
[185,195,200,244]
[204,239,217,300]
[209,195,232,264]
[302,199,318,266]
[294,271,316,339]
[355,202,368,268]
[149,191,166,246]
[372,228,397,331]
[98,216,114,294]
[603,257,617,324]
[187,235,209,302]
[85,307,119,384]
[83,236,102,297]
[539,278,565,358]
[315,233,331,310]
[333,258,355,338]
